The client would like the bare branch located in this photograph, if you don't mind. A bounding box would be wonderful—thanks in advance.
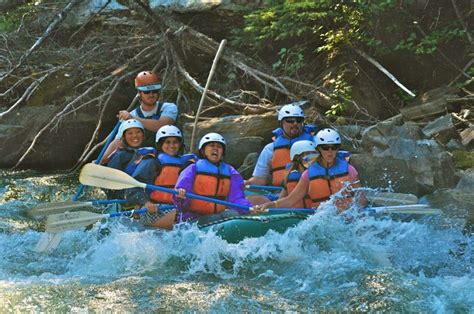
[0,0,81,82]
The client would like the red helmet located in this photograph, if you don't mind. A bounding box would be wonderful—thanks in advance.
[135,71,161,91]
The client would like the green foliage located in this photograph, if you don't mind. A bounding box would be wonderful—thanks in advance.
[325,74,352,117]
[0,3,38,33]
[232,0,470,117]
[272,47,305,76]
[395,28,466,55]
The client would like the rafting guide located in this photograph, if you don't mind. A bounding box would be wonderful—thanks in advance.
[101,71,178,164]
[245,103,317,187]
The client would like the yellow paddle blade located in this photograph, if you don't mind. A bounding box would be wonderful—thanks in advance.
[79,163,145,190]
[366,192,418,206]
[29,201,93,216]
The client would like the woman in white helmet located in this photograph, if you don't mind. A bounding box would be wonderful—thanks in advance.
[277,140,318,208]
[255,128,365,213]
[106,119,156,175]
[123,125,197,227]
[172,132,254,224]
[105,119,156,200]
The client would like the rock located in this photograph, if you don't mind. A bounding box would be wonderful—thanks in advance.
[238,152,259,179]
[182,112,277,166]
[0,106,102,169]
[459,125,474,148]
[225,136,264,168]
[456,169,474,190]
[422,188,474,218]
[351,119,457,195]
[422,114,459,144]
[66,0,266,25]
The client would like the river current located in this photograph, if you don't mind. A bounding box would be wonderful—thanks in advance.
[0,170,472,312]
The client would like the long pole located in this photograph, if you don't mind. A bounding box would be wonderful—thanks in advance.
[72,121,121,200]
[189,39,227,152]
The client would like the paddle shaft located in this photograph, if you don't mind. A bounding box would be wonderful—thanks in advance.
[73,121,122,201]
[246,185,283,191]
[144,183,250,212]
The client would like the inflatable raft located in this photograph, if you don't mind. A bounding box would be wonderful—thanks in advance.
[198,212,309,243]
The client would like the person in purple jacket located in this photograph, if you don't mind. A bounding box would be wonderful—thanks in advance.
[173,132,255,224]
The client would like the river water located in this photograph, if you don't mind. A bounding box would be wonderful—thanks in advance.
[0,170,473,312]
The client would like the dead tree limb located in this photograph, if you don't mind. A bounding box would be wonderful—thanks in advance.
[0,0,81,82]
[12,73,115,169]
[0,71,51,119]
[451,0,474,49]
[354,48,416,97]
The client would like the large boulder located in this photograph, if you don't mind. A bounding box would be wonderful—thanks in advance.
[0,106,103,169]
[181,112,277,167]
[356,119,458,194]
[67,0,266,25]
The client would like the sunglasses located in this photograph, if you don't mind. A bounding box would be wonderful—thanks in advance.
[142,90,159,95]
[284,117,304,124]
[319,144,341,151]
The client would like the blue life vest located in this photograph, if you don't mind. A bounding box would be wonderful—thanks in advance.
[123,147,157,175]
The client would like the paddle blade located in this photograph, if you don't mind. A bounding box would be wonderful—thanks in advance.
[34,232,63,253]
[79,163,145,190]
[369,204,442,215]
[46,211,107,233]
[29,201,92,216]
[366,191,418,206]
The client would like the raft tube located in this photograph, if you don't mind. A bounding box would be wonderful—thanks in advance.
[198,212,309,243]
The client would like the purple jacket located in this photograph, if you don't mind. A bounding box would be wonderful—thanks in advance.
[173,161,252,222]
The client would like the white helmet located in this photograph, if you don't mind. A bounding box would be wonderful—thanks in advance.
[198,132,226,150]
[118,119,144,138]
[314,128,341,146]
[155,125,182,143]
[290,140,317,160]
[277,104,305,121]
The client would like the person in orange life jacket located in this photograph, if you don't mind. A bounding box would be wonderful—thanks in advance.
[254,128,366,213]
[101,71,178,164]
[123,125,196,227]
[105,119,156,200]
[245,103,317,189]
[173,133,255,223]
[278,140,318,208]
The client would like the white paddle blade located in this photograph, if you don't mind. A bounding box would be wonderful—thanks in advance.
[46,211,108,233]
[371,204,442,215]
[79,163,145,190]
[29,201,93,216]
[366,192,418,206]
[34,232,63,253]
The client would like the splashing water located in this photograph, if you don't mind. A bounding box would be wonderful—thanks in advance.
[0,170,473,312]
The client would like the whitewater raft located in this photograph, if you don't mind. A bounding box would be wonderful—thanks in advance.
[198,212,309,243]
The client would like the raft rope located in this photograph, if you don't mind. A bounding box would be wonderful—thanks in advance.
[198,213,308,229]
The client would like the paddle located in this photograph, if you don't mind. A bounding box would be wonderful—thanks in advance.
[29,199,128,216]
[245,186,419,206]
[364,204,442,215]
[80,163,441,216]
[268,204,441,215]
[46,205,175,233]
[366,191,418,206]
[245,185,283,191]
[73,121,122,201]
[79,163,252,212]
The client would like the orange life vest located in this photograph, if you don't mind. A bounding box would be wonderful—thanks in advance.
[307,158,353,209]
[270,127,315,186]
[189,159,231,215]
[285,166,312,208]
[150,153,195,204]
